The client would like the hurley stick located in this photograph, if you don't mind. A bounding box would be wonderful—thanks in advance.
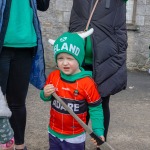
[52,92,115,150]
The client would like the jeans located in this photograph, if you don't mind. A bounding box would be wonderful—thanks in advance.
[0,47,33,145]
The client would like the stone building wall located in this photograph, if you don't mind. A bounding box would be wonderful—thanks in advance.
[38,0,150,71]
[38,0,73,68]
[127,0,150,71]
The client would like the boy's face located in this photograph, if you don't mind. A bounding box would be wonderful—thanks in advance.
[57,53,80,75]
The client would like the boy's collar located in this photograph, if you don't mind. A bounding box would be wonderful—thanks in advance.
[60,67,92,82]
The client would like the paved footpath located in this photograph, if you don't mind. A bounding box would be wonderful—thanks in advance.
[25,70,150,150]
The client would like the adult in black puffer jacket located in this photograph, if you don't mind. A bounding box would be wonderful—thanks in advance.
[69,0,128,140]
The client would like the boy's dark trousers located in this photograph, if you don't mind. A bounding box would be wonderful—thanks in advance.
[49,133,85,150]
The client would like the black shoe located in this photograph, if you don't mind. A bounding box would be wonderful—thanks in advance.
[24,146,27,150]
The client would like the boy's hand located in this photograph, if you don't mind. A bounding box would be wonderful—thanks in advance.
[91,136,105,145]
[44,84,55,97]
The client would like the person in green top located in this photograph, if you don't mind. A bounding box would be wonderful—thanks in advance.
[69,0,128,142]
[0,0,50,150]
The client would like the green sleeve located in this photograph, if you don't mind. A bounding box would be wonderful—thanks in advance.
[88,104,104,136]
[40,90,52,101]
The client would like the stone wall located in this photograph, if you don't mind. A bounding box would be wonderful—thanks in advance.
[127,0,150,71]
[38,0,150,71]
[38,0,73,68]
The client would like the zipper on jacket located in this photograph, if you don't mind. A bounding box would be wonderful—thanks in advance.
[112,0,121,56]
[0,0,12,53]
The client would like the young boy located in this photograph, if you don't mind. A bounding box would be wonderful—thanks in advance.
[40,29,104,150]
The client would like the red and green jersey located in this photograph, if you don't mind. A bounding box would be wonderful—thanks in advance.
[44,70,102,135]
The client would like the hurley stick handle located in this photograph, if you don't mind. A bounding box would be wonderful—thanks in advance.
[52,93,93,134]
[52,92,115,150]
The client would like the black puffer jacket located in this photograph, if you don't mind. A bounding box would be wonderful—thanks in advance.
[69,0,128,97]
